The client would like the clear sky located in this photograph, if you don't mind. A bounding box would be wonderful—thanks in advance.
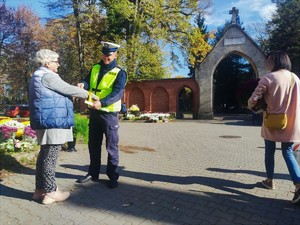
[206,0,276,31]
[6,0,277,76]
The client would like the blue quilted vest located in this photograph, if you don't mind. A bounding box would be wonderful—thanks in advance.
[29,67,74,129]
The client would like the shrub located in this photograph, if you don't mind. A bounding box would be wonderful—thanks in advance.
[74,113,89,144]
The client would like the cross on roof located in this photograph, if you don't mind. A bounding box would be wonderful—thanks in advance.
[229,7,239,24]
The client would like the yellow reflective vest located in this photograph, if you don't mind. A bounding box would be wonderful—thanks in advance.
[89,64,121,112]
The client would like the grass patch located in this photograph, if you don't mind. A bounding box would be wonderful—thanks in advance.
[74,113,89,144]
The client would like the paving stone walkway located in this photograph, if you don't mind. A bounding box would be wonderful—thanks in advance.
[1,115,299,225]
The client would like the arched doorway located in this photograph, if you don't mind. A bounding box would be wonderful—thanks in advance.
[195,24,267,119]
[213,52,256,114]
[177,87,193,119]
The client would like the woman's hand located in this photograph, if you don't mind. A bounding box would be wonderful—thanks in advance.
[248,97,257,110]
[77,83,84,89]
[248,84,267,110]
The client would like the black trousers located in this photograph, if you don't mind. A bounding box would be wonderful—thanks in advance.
[88,110,119,181]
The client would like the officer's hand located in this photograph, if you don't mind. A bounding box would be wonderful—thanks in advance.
[77,83,84,89]
[92,101,101,110]
[92,95,99,101]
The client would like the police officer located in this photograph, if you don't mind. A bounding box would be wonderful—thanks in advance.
[76,41,127,188]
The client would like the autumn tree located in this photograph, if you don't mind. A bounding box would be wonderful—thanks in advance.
[101,0,212,80]
[42,7,107,85]
[0,2,16,107]
[43,17,80,84]
[1,5,48,103]
[0,4,14,55]
[187,13,212,77]
[78,6,107,71]
[43,0,212,80]
[0,3,13,106]
[43,0,103,76]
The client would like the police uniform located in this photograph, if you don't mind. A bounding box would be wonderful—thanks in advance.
[76,42,127,188]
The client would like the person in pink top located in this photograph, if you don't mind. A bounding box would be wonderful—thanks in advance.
[248,50,300,204]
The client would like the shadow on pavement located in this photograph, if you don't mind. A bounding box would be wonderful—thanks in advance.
[0,184,32,200]
[211,114,263,127]
[1,166,299,224]
[0,154,34,175]
[66,169,299,225]
[206,167,292,181]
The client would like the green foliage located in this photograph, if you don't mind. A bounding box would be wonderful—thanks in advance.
[73,113,89,144]
[126,41,170,81]
[79,6,107,71]
[3,0,213,86]
[195,13,208,37]
[188,12,213,77]
[211,20,231,46]
[266,0,300,73]
[102,0,212,80]
[45,17,83,83]
[187,28,212,67]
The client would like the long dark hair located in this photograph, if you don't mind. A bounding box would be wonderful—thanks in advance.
[266,50,291,72]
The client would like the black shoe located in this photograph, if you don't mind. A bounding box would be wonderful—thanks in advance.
[76,174,98,183]
[66,147,77,152]
[108,180,118,189]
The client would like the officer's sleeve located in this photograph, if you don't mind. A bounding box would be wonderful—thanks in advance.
[100,70,127,107]
[80,69,92,90]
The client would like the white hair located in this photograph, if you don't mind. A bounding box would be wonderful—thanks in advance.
[34,49,59,66]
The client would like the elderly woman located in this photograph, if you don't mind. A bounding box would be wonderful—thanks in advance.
[248,50,300,204]
[29,49,99,204]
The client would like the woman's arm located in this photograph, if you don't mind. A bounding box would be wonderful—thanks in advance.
[42,73,98,100]
[248,78,268,110]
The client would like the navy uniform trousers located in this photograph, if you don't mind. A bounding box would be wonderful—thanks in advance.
[88,109,120,181]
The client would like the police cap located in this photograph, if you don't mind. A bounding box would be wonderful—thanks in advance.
[101,41,120,56]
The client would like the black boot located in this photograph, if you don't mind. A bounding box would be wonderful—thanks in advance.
[67,138,77,152]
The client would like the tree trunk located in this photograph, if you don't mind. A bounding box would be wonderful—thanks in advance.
[73,0,85,76]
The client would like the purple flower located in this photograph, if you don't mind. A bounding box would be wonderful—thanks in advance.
[11,127,18,132]
[23,126,37,139]
[0,125,19,142]
[1,126,9,133]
